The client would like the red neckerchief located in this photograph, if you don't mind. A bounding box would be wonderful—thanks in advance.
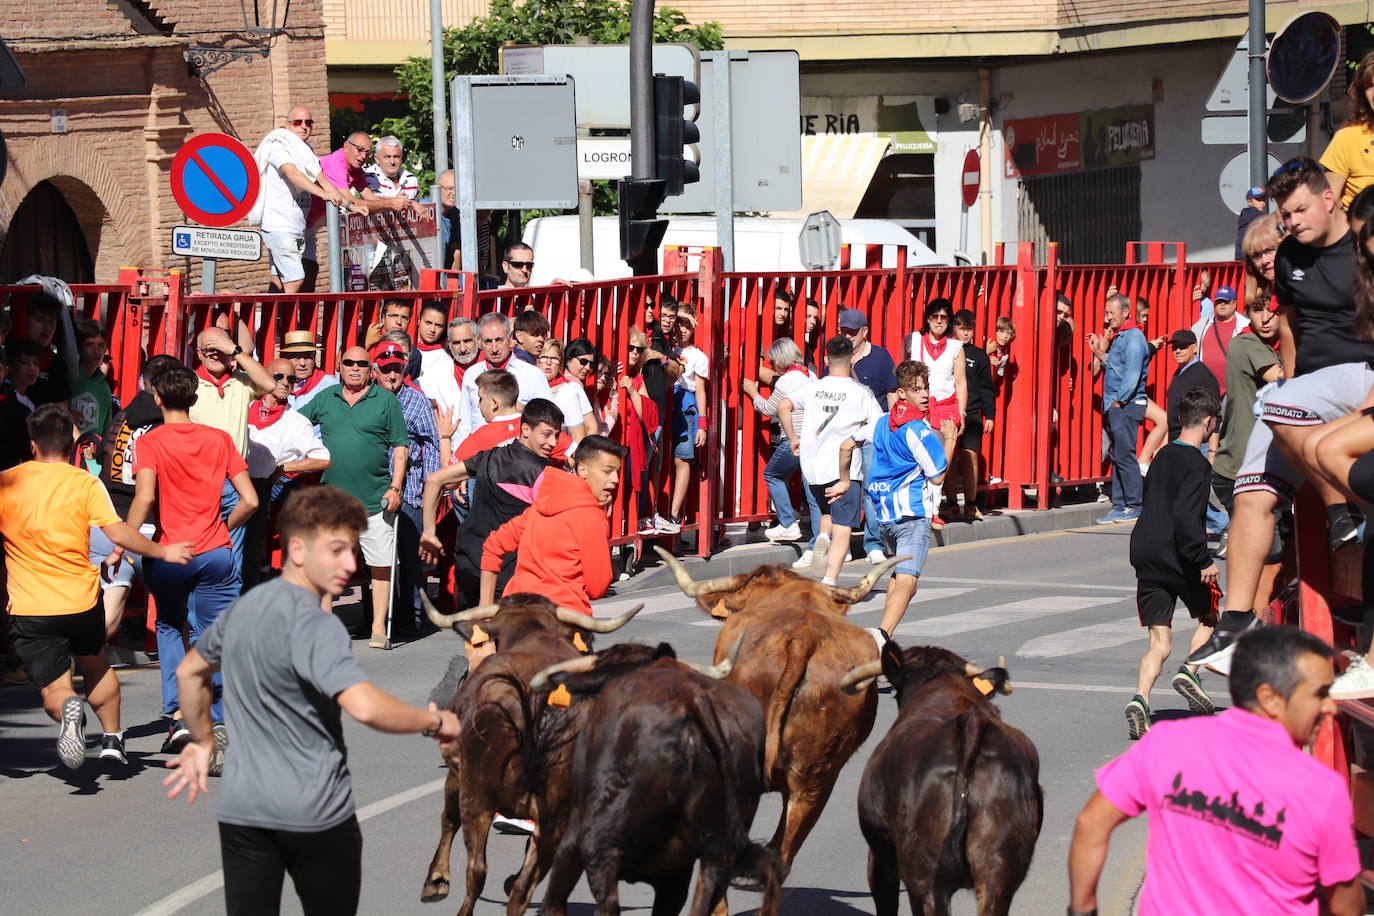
[1115,319,1141,335]
[292,369,328,397]
[247,398,285,430]
[485,354,512,372]
[781,364,808,378]
[416,340,443,352]
[196,364,233,398]
[549,375,568,388]
[889,401,924,430]
[454,362,466,389]
[919,333,948,362]
[402,378,425,394]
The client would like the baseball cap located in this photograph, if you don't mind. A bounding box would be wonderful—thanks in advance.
[371,341,407,369]
[837,308,868,331]
[1245,186,1266,201]
[1213,285,1237,303]
[1169,329,1197,348]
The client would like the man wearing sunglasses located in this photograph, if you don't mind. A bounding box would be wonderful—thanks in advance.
[298,347,409,649]
[499,243,536,290]
[318,132,419,221]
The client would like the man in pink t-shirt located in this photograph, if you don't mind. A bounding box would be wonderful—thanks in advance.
[313,132,419,222]
[1068,626,1361,916]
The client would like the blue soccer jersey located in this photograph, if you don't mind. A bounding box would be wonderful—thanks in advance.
[865,414,948,524]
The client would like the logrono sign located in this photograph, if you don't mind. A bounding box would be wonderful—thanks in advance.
[171,225,262,261]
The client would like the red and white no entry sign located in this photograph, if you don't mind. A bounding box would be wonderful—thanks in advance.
[961,149,981,208]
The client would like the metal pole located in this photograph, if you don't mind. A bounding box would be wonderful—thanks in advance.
[452,77,480,274]
[578,179,595,272]
[325,204,343,292]
[712,51,738,272]
[978,68,993,266]
[1247,0,1267,190]
[430,0,448,177]
[629,0,655,179]
[202,258,217,294]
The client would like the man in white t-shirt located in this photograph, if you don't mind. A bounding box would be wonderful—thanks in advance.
[780,335,884,584]
[363,136,420,199]
[456,312,553,445]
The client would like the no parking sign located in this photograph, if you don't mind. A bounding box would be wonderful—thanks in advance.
[169,133,259,228]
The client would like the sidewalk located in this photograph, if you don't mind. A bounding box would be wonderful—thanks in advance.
[617,498,1119,593]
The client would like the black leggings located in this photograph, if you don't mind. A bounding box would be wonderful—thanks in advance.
[219,817,362,916]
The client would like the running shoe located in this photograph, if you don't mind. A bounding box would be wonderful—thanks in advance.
[57,696,87,769]
[1171,667,1215,715]
[1186,612,1260,667]
[865,549,887,564]
[814,533,831,555]
[636,517,656,537]
[98,734,127,764]
[492,814,536,836]
[1329,510,1361,551]
[654,514,681,534]
[1124,695,1151,741]
[209,722,228,777]
[791,549,815,570]
[1096,508,1129,525]
[765,522,802,542]
[1331,656,1374,701]
[161,719,191,755]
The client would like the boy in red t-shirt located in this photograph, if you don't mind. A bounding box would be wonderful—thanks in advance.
[125,363,257,770]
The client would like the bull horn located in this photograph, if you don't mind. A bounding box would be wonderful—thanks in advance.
[530,654,599,692]
[681,634,745,680]
[830,556,912,604]
[422,591,500,629]
[652,546,752,598]
[839,659,884,693]
[964,662,983,677]
[553,603,645,633]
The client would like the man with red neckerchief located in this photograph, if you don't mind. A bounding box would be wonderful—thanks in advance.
[1088,293,1150,523]
[411,301,463,413]
[281,330,337,411]
[455,312,552,447]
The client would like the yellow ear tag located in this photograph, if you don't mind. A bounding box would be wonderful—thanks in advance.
[572,632,589,653]
[972,677,994,696]
[467,624,489,647]
[547,684,571,707]
[709,600,731,619]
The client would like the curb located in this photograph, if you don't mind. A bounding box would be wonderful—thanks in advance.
[616,499,1120,593]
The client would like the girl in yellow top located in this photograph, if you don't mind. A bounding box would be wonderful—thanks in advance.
[1322,51,1374,209]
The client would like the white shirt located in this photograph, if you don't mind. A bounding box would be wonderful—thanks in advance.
[457,356,554,443]
[675,345,710,392]
[788,375,883,485]
[909,334,963,401]
[260,144,310,235]
[364,165,419,199]
[245,409,330,478]
[552,380,593,431]
[414,346,463,412]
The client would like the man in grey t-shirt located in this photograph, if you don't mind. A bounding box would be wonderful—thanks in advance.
[164,486,459,916]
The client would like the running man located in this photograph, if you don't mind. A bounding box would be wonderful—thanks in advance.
[163,485,460,916]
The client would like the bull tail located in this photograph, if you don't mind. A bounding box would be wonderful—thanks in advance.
[764,637,809,784]
[935,709,985,890]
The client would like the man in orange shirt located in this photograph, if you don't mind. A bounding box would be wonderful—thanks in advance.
[0,404,192,768]
[479,435,625,614]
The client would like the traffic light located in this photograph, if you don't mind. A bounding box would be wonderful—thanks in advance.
[653,74,700,197]
[618,177,668,275]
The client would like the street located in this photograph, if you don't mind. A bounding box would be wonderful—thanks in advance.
[0,523,1187,916]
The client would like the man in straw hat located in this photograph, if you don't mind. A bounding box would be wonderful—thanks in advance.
[281,330,337,411]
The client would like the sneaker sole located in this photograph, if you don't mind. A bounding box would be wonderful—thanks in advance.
[492,821,535,836]
[1172,674,1215,715]
[98,746,128,765]
[1332,686,1374,701]
[766,533,802,542]
[1125,704,1150,741]
[57,697,86,769]
[162,728,192,755]
[209,725,228,777]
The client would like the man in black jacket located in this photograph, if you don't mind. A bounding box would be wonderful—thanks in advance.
[1164,329,1220,440]
[949,310,996,520]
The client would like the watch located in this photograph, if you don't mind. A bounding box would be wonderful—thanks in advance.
[230,345,243,357]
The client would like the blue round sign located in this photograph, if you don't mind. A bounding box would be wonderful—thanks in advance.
[169,133,259,228]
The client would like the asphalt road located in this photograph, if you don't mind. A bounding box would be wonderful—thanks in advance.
[1,522,1204,915]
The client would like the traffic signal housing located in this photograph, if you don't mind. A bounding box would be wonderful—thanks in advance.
[653,74,700,197]
[618,177,668,275]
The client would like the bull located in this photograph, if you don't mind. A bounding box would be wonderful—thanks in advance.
[419,593,642,916]
[654,546,904,865]
[531,639,784,916]
[840,643,1042,916]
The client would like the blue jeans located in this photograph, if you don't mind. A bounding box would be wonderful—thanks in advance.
[1198,442,1230,535]
[860,439,882,553]
[763,440,822,544]
[1105,402,1145,511]
[146,547,240,721]
[220,479,245,573]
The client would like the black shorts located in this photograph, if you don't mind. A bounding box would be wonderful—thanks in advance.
[958,413,984,452]
[7,604,104,689]
[1136,579,1221,628]
[809,480,862,529]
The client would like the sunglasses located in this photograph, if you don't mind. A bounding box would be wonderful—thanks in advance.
[341,359,370,368]
[376,363,403,372]
[928,313,950,322]
[506,260,535,270]
[628,344,646,353]
[288,118,314,127]
[573,356,595,366]
[272,372,288,381]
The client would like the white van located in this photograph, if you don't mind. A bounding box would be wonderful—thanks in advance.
[521,215,956,286]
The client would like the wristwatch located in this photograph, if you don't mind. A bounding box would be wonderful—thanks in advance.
[230,345,243,357]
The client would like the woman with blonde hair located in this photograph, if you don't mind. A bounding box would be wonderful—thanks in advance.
[1321,51,1374,208]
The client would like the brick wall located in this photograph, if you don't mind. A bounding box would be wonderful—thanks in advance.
[0,0,331,290]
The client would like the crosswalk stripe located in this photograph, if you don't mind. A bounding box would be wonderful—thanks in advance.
[1017,616,1141,658]
[894,595,1118,639]
[686,587,977,626]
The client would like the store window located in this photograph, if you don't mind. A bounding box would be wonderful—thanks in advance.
[1017,164,1141,265]
[855,153,936,250]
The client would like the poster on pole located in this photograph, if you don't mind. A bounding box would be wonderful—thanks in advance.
[338,204,440,291]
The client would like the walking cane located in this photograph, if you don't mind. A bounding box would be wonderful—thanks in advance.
[384,509,399,648]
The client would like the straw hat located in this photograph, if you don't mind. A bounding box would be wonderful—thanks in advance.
[280,330,318,356]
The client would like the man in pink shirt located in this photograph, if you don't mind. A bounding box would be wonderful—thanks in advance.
[319,132,418,218]
[1069,626,1361,916]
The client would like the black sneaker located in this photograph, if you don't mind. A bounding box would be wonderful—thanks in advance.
[1330,511,1361,551]
[56,696,87,769]
[1125,695,1151,741]
[1186,612,1260,667]
[208,723,228,777]
[98,734,127,764]
[161,720,191,755]
[1171,667,1215,715]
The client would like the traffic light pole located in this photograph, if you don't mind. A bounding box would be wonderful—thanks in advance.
[629,0,655,181]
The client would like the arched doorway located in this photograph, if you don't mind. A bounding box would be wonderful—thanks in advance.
[0,180,95,283]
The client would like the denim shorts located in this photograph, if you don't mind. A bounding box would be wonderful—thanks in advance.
[673,388,698,461]
[878,516,933,578]
[89,522,152,591]
[809,480,863,529]
[263,231,306,283]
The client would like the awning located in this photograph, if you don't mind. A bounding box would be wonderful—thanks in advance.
[770,134,891,220]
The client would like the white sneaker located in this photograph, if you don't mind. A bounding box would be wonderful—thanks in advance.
[765,522,802,542]
[1331,656,1374,700]
[866,549,887,564]
[814,533,831,555]
[654,514,681,534]
[864,627,889,651]
[492,814,536,835]
[791,550,814,569]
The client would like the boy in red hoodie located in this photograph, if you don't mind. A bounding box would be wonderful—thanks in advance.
[479,435,625,614]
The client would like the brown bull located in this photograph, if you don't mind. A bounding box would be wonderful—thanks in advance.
[419,593,641,916]
[654,546,904,866]
[841,644,1042,916]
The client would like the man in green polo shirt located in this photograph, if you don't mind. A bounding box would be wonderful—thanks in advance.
[298,345,408,648]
